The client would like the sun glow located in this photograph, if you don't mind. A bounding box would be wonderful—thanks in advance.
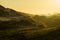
[1,0,60,15]
[54,0,60,6]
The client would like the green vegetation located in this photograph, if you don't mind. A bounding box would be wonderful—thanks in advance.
[0,5,60,40]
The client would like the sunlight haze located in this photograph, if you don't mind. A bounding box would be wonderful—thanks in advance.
[0,0,60,15]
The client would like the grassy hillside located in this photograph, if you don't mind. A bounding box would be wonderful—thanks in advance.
[0,5,60,40]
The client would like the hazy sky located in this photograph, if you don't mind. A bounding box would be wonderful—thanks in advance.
[0,0,60,15]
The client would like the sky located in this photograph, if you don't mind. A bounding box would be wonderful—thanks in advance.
[0,0,60,15]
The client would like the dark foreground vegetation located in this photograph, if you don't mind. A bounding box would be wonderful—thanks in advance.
[0,5,60,40]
